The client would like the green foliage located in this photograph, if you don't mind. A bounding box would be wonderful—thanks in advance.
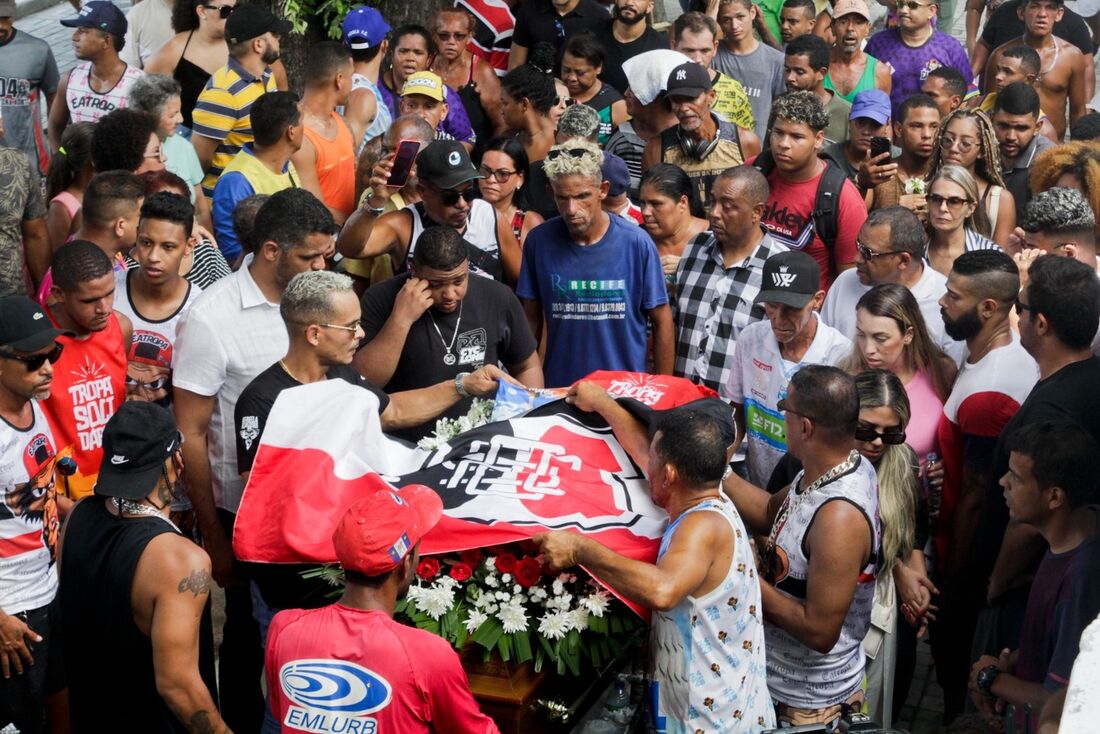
[282,0,357,39]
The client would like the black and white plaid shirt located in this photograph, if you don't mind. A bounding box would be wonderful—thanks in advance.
[673,230,788,399]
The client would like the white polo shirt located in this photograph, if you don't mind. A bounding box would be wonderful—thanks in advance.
[820,266,965,365]
[172,255,288,513]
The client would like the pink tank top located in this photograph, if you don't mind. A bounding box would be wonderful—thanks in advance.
[50,191,81,218]
[904,369,944,462]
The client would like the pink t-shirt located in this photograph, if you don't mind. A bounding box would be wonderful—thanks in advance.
[266,604,500,734]
[904,369,944,462]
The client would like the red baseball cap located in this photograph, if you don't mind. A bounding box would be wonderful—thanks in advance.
[333,485,443,576]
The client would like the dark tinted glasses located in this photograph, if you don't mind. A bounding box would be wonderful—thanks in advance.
[547,147,589,161]
[854,425,907,444]
[435,186,478,207]
[0,343,64,371]
[203,4,235,19]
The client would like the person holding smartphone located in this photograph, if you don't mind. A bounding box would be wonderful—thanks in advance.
[821,88,895,186]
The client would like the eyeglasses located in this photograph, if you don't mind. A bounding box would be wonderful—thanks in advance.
[557,96,577,107]
[479,166,518,182]
[777,398,822,423]
[898,0,933,9]
[432,186,478,206]
[144,146,166,161]
[318,322,361,334]
[854,425,907,444]
[927,193,971,209]
[1015,299,1034,316]
[126,374,170,392]
[939,135,977,154]
[0,343,64,371]
[435,31,468,41]
[547,147,590,161]
[856,240,905,260]
[203,4,235,18]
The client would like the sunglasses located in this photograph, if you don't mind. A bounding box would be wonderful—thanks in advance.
[547,147,590,161]
[435,31,468,41]
[126,374,170,392]
[854,425,907,444]
[432,186,478,206]
[927,193,971,209]
[856,241,905,260]
[776,398,822,423]
[1014,299,1034,316]
[0,343,64,371]
[203,4,235,18]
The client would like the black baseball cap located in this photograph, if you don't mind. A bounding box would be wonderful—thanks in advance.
[60,0,127,38]
[415,140,483,190]
[226,4,292,45]
[754,251,822,308]
[95,402,181,501]
[0,297,71,352]
[665,61,712,98]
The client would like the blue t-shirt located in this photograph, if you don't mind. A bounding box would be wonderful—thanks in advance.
[516,215,668,387]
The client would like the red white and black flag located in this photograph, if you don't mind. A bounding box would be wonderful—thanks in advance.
[233,372,719,569]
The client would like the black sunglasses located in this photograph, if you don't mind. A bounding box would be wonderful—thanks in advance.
[433,186,477,207]
[854,425,907,445]
[0,343,64,371]
[1015,300,1033,316]
[547,147,590,161]
[203,4,235,18]
[776,397,822,424]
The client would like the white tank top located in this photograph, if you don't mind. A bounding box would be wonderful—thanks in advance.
[649,497,776,733]
[114,268,200,375]
[406,198,501,281]
[65,62,144,124]
[764,455,882,708]
[349,72,391,147]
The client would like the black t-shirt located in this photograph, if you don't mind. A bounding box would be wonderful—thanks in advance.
[512,0,609,57]
[359,273,538,442]
[233,362,389,611]
[591,20,668,97]
[518,160,558,220]
[981,0,1093,55]
[972,357,1100,595]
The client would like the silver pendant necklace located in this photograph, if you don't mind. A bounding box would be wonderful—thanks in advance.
[114,497,179,531]
[766,449,861,554]
[428,301,463,366]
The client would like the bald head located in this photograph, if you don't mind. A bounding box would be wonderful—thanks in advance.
[718,165,770,205]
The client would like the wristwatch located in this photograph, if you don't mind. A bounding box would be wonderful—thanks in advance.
[454,372,472,398]
[365,201,386,216]
[976,665,1002,698]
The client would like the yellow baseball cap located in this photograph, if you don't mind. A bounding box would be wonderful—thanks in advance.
[402,72,445,102]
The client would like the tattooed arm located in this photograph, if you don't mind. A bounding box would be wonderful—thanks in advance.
[132,535,231,733]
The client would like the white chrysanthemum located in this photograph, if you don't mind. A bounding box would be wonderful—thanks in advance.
[581,590,611,617]
[465,609,489,633]
[410,583,455,620]
[538,611,570,640]
[497,602,529,633]
[566,607,590,631]
[552,579,565,596]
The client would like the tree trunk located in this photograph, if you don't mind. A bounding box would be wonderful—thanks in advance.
[262,0,452,91]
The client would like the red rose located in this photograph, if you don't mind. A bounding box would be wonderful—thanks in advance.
[459,548,484,566]
[417,558,441,580]
[514,557,542,588]
[494,552,518,574]
[449,562,473,582]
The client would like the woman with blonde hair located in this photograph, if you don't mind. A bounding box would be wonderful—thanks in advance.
[925,165,1000,276]
[926,109,1015,248]
[841,283,956,459]
[1029,141,1100,226]
[855,368,935,727]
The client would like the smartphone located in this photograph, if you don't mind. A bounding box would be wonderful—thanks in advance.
[386,139,421,187]
[870,136,892,159]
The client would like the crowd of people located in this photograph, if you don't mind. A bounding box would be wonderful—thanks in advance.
[3,0,1100,729]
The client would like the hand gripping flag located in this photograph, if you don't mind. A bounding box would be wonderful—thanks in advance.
[233,371,720,576]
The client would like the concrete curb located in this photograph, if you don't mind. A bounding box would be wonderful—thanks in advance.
[15,0,64,20]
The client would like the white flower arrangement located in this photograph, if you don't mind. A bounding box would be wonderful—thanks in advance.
[416,398,495,451]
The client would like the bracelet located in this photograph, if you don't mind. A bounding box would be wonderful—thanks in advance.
[454,372,472,398]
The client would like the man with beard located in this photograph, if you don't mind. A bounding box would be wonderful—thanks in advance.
[933,250,1039,719]
[992,84,1055,213]
[0,296,69,734]
[338,139,521,284]
[643,61,760,212]
[172,187,334,732]
[191,3,289,197]
[47,1,143,147]
[42,241,131,500]
[820,206,964,363]
[590,0,666,97]
[113,193,200,406]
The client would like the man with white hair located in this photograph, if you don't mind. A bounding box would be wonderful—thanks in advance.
[516,140,673,386]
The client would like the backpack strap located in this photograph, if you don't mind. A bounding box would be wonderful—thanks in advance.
[811,160,848,252]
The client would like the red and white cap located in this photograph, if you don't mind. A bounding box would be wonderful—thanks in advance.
[332,485,443,576]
